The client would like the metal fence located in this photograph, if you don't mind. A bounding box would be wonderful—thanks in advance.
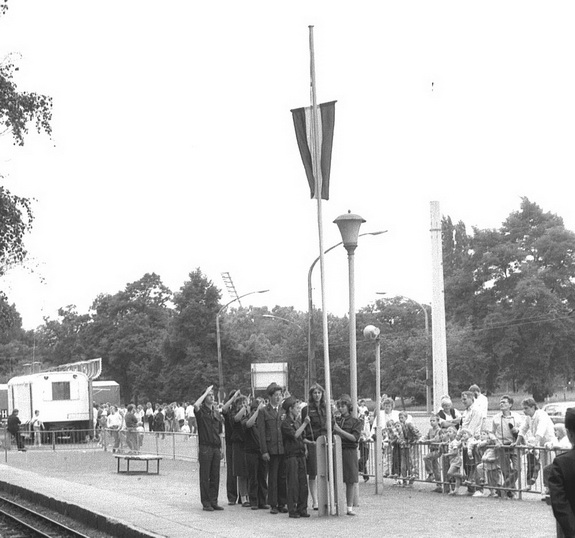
[359,439,563,499]
[1,426,564,501]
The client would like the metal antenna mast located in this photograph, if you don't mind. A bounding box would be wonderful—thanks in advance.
[221,272,242,307]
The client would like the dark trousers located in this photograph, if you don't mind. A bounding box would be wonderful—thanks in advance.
[285,455,308,515]
[267,453,287,508]
[225,443,238,503]
[199,445,221,508]
[499,446,518,489]
[359,441,369,478]
[245,452,268,507]
[11,431,24,450]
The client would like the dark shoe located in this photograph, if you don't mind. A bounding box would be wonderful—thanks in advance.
[203,506,214,512]
[363,475,370,482]
[289,513,300,519]
[251,505,259,510]
[270,507,279,514]
[299,511,310,518]
[242,501,251,508]
[313,506,319,511]
[227,501,236,505]
[278,506,288,513]
[211,505,224,511]
[259,504,270,509]
[507,491,515,499]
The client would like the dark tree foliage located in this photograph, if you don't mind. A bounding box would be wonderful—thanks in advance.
[442,198,575,400]
[0,62,52,146]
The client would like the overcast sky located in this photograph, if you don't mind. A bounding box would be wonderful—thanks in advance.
[1,1,575,329]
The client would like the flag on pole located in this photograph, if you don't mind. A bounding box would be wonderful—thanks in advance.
[291,100,336,200]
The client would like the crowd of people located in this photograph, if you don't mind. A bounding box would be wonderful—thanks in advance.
[365,386,570,504]
[194,382,363,517]
[94,400,197,453]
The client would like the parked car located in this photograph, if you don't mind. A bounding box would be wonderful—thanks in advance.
[542,401,575,424]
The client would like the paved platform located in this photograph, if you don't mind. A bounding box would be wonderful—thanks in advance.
[0,449,559,537]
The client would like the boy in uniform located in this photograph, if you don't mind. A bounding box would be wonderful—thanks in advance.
[281,396,311,519]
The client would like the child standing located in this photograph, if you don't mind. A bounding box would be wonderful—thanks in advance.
[475,430,501,497]
[398,410,420,485]
[281,396,310,519]
[446,428,468,495]
[333,394,363,516]
[242,399,268,510]
[422,415,443,487]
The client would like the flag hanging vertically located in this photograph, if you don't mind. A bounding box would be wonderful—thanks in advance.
[291,100,336,200]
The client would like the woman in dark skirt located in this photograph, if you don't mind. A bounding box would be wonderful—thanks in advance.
[334,394,362,516]
[300,383,328,510]
[231,395,250,506]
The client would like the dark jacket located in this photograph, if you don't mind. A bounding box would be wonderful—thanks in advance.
[258,404,284,455]
[281,414,305,458]
[336,414,362,450]
[549,448,575,537]
[242,414,262,455]
[7,414,20,435]
[301,403,327,441]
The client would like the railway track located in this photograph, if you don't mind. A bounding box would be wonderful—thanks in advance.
[0,493,94,538]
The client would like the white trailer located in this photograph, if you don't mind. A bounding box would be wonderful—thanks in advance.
[7,371,92,430]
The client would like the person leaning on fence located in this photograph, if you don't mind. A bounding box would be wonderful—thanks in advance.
[516,397,557,494]
[421,414,443,490]
[370,397,400,477]
[548,407,575,537]
[194,384,225,512]
[491,395,521,498]
[333,394,362,516]
[281,396,310,519]
[458,391,483,493]
[473,430,501,497]
[7,409,26,452]
[358,408,372,483]
[300,382,327,510]
[398,410,420,485]
[445,427,465,495]
[437,395,461,430]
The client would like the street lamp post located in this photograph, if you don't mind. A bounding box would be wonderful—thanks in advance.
[376,293,431,413]
[334,211,366,418]
[216,289,269,403]
[307,230,386,397]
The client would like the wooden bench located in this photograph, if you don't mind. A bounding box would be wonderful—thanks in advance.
[114,454,162,474]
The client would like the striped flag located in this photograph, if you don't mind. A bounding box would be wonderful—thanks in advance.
[291,101,336,200]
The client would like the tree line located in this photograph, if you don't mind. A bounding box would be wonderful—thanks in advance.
[0,199,573,404]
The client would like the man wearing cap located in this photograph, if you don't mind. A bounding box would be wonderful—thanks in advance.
[281,396,310,518]
[194,385,224,512]
[259,382,288,514]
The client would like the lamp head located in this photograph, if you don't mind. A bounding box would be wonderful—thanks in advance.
[334,211,366,253]
[363,325,381,340]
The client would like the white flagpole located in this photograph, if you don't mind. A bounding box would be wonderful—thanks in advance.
[308,25,336,516]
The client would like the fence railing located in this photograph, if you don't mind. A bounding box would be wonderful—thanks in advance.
[1,426,564,500]
[359,438,563,499]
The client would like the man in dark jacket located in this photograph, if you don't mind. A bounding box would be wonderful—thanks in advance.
[258,382,287,514]
[194,385,224,512]
[549,407,575,537]
[7,409,26,451]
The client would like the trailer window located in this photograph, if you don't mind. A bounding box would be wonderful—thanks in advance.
[52,382,71,400]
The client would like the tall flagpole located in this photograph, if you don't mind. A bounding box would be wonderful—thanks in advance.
[309,25,336,516]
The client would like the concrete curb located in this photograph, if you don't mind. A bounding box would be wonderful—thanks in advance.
[0,479,165,538]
